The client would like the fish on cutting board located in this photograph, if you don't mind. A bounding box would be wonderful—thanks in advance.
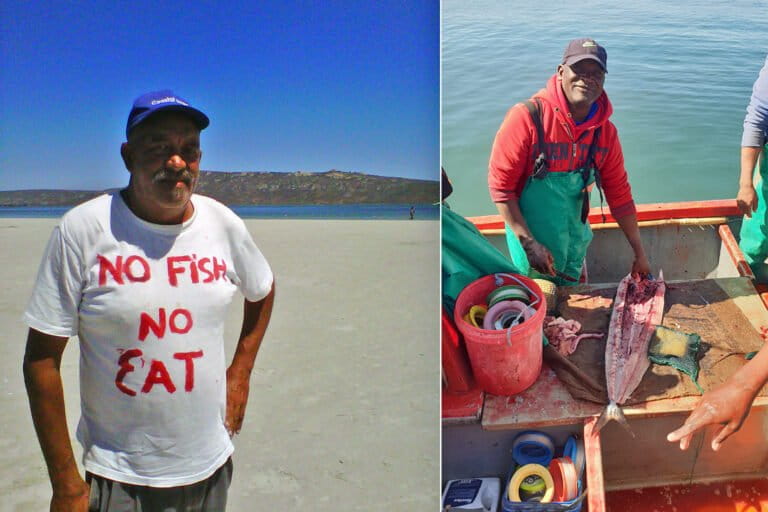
[596,271,666,434]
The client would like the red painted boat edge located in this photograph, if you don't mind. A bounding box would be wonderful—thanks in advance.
[469,199,741,231]
[584,417,607,512]
[719,224,755,280]
[441,387,484,421]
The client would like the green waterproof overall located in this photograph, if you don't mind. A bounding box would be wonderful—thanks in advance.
[505,166,596,287]
[739,145,768,280]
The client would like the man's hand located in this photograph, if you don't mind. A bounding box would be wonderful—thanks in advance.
[225,288,274,437]
[520,237,555,275]
[50,477,89,512]
[631,253,652,280]
[225,367,251,437]
[666,378,757,451]
[737,184,758,217]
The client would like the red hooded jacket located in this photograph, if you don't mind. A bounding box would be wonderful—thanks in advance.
[488,74,636,219]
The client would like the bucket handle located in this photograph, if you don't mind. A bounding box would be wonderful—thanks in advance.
[494,273,541,346]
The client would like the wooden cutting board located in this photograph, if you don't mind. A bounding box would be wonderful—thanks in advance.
[556,277,768,405]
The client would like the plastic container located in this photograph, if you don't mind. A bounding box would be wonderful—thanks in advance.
[502,468,584,512]
[454,274,545,396]
[501,482,584,512]
[442,477,501,511]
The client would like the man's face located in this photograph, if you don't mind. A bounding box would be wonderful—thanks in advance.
[122,112,202,214]
[558,59,605,110]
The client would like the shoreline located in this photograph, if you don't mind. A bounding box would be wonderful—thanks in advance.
[0,204,440,222]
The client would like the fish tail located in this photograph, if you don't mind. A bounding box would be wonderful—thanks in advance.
[594,401,635,438]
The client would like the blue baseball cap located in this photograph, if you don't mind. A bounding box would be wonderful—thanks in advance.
[126,89,209,138]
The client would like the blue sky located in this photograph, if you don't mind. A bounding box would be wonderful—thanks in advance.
[0,1,439,191]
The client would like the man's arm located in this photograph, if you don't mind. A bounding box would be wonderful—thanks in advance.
[737,146,762,217]
[226,282,275,436]
[738,56,768,216]
[23,328,89,512]
[495,199,555,275]
[668,343,768,451]
[614,212,651,278]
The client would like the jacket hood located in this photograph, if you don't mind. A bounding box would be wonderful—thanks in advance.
[533,74,613,137]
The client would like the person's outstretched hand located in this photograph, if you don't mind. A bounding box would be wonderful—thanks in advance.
[737,184,758,217]
[667,378,758,451]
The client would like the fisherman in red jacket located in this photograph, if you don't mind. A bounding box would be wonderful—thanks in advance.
[488,38,651,285]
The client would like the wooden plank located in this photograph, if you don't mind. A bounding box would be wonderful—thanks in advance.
[481,217,729,236]
[482,365,602,430]
[468,199,741,231]
[590,216,727,231]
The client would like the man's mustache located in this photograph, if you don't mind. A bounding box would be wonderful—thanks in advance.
[152,168,195,184]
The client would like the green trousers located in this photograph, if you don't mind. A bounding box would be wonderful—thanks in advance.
[739,145,768,281]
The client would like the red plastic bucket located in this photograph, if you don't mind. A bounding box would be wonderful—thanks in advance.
[454,273,545,396]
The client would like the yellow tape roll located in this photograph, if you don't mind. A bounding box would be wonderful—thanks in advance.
[467,305,487,328]
[508,463,555,503]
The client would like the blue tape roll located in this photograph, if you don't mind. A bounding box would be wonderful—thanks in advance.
[564,436,586,480]
[512,431,555,467]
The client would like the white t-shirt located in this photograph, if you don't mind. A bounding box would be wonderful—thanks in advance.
[24,193,273,487]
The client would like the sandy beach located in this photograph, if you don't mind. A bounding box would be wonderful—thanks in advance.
[0,217,439,511]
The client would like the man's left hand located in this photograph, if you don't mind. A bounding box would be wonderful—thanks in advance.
[225,368,251,437]
[737,184,758,217]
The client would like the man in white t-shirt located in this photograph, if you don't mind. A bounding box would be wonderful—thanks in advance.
[23,90,275,512]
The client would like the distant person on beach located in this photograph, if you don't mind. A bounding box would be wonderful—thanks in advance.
[667,56,768,452]
[487,38,651,285]
[22,90,274,511]
[737,55,768,280]
[410,205,415,219]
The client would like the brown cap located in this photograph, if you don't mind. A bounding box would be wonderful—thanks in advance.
[562,38,607,72]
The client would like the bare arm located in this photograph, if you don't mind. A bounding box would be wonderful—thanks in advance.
[737,146,763,217]
[495,199,555,275]
[226,282,276,436]
[668,343,768,451]
[23,328,89,512]
[614,212,651,278]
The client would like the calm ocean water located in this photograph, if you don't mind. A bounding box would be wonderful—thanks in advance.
[442,0,768,216]
[0,203,439,220]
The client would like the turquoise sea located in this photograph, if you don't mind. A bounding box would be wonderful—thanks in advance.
[442,0,768,216]
[0,203,439,220]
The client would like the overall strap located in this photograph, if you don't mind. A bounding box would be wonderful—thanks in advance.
[580,127,606,223]
[524,99,548,179]
[523,99,546,155]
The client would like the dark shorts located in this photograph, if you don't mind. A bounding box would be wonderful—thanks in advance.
[86,457,233,512]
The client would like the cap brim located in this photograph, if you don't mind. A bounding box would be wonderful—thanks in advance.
[127,105,210,137]
[563,55,607,72]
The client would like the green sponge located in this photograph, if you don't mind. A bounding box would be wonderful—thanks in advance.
[648,326,704,393]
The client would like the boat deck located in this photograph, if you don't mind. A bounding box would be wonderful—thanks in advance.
[442,202,768,511]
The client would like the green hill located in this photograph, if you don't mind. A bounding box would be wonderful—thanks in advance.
[0,170,438,207]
